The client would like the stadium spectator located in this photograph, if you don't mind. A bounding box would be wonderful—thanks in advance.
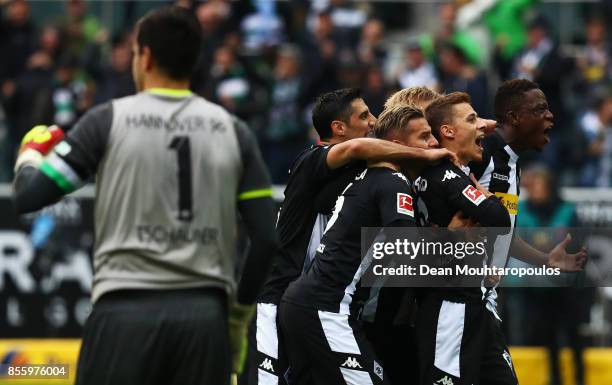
[357,18,386,67]
[421,1,481,67]
[515,164,590,385]
[300,9,340,103]
[261,44,307,183]
[191,1,234,95]
[58,0,105,60]
[577,93,612,187]
[33,54,88,131]
[0,0,36,89]
[573,15,611,108]
[362,66,390,117]
[88,34,135,105]
[438,42,491,118]
[241,0,285,53]
[396,41,439,92]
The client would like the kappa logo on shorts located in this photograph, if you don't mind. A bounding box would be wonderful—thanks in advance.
[373,360,383,380]
[462,185,486,206]
[341,357,362,369]
[442,170,459,182]
[259,358,275,373]
[397,193,414,217]
[435,375,454,385]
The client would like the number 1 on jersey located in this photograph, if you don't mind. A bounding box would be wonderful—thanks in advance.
[169,136,193,222]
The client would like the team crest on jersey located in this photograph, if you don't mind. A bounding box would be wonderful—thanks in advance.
[442,170,459,181]
[462,185,486,205]
[397,193,414,217]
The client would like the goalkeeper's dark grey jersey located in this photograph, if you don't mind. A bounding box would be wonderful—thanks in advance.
[40,89,271,302]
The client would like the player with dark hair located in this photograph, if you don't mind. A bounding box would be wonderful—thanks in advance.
[244,88,458,385]
[416,92,513,385]
[279,106,442,385]
[472,79,586,281]
[13,6,278,385]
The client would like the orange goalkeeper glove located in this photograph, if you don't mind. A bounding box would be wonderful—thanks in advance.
[15,125,64,172]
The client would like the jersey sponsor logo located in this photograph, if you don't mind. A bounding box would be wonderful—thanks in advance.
[492,172,509,182]
[397,193,414,217]
[259,358,275,373]
[341,357,362,369]
[316,244,325,253]
[436,375,454,385]
[495,192,518,215]
[442,170,459,182]
[373,360,384,380]
[462,185,486,206]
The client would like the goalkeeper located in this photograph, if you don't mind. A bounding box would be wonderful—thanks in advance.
[12,6,276,385]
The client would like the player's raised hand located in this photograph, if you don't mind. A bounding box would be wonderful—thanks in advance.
[469,173,494,198]
[19,125,64,155]
[546,233,588,272]
[424,148,460,167]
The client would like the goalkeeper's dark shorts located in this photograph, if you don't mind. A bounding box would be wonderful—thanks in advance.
[416,295,518,385]
[75,288,230,385]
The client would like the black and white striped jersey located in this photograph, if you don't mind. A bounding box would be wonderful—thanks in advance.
[470,131,521,317]
[282,167,417,316]
[257,145,365,305]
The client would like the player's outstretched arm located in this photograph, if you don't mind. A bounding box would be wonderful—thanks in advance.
[326,138,458,170]
[510,234,588,271]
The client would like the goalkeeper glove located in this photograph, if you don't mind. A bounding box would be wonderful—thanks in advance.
[228,301,255,375]
[14,125,64,172]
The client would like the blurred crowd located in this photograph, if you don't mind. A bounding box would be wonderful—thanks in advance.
[2,0,612,185]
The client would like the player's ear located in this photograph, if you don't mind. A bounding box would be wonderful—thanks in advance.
[507,110,519,126]
[142,46,154,71]
[330,120,345,137]
[439,124,454,139]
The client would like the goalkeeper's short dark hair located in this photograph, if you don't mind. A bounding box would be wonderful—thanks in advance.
[312,88,362,141]
[494,79,540,124]
[136,6,202,80]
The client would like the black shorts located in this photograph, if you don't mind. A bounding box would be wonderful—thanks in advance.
[278,300,389,385]
[76,288,230,385]
[363,287,419,385]
[416,296,518,385]
[240,303,289,385]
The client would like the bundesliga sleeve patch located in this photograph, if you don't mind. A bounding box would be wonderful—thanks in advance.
[397,193,414,217]
[462,185,486,206]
